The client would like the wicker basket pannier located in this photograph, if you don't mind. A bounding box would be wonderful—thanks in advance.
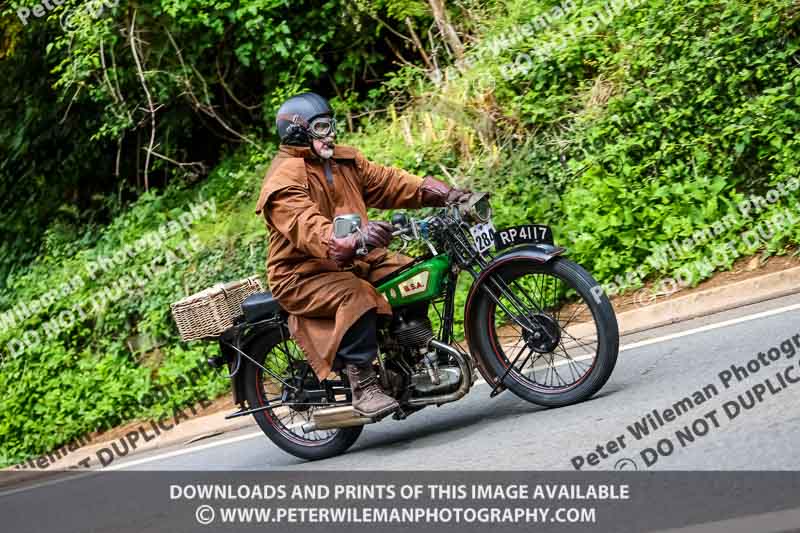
[171,276,264,341]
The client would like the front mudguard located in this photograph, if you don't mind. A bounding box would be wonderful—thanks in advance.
[463,244,566,392]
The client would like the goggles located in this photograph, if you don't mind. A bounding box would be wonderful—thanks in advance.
[308,116,337,139]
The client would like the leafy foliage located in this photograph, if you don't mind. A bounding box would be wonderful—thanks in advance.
[2,0,800,466]
[0,0,434,287]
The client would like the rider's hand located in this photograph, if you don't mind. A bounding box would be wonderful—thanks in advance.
[419,176,472,207]
[446,187,471,204]
[364,221,394,249]
[327,230,360,268]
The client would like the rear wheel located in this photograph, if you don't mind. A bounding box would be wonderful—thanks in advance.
[469,257,618,407]
[242,326,362,460]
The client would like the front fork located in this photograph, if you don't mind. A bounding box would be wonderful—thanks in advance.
[440,266,459,345]
[437,266,479,387]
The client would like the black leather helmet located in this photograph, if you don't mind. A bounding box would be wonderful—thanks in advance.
[276,92,333,145]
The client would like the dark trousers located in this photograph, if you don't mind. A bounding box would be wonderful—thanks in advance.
[335,309,378,366]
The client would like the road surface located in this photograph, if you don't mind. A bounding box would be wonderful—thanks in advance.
[107,293,800,471]
[4,294,800,533]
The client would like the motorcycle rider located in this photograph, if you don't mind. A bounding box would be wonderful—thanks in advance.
[255,92,469,418]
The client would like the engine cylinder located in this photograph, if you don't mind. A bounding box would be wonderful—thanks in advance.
[392,316,434,348]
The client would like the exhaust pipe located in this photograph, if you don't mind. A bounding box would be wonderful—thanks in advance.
[405,339,473,407]
[302,406,374,433]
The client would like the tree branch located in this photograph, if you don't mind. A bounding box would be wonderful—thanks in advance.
[163,26,263,151]
[215,54,260,112]
[405,17,435,72]
[129,10,156,192]
[427,0,464,60]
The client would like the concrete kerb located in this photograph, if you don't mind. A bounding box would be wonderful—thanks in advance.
[616,266,800,338]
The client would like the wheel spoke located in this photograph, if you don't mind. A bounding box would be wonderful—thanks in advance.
[256,338,340,445]
[555,347,592,374]
[559,328,598,356]
[490,267,602,393]
[559,302,587,331]
[547,354,569,386]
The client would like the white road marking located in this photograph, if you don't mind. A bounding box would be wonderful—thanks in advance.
[10,299,800,480]
[0,472,96,499]
[103,430,266,471]
[0,431,271,498]
[617,301,800,353]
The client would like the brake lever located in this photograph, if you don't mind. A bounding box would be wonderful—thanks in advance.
[354,228,368,257]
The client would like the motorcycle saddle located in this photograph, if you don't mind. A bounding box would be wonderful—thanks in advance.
[241,292,283,323]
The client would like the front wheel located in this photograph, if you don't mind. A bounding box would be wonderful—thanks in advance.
[468,256,619,407]
[242,326,363,461]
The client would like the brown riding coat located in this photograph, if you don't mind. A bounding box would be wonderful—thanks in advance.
[255,145,426,379]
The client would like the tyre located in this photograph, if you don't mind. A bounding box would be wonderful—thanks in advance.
[468,256,619,407]
[242,325,363,460]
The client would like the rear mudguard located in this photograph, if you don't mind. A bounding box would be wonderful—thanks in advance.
[218,319,288,407]
[463,244,566,392]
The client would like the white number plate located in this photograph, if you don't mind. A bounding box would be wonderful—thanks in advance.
[470,222,496,253]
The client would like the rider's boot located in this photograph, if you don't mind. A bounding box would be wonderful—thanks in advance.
[346,363,399,418]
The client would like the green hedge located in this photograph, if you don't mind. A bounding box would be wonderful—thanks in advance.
[2,0,800,466]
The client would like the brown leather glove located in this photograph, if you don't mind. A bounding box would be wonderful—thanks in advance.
[419,176,471,207]
[364,221,393,249]
[327,231,360,268]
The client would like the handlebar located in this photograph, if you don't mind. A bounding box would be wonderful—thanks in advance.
[389,192,490,243]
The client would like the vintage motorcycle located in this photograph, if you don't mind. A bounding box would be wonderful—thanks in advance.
[208,193,619,460]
